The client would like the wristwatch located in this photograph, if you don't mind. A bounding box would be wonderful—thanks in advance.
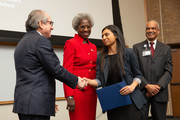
[67,96,74,100]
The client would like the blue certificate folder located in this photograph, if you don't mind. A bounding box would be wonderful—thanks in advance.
[96,81,132,113]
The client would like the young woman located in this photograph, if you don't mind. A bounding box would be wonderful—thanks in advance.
[87,25,146,120]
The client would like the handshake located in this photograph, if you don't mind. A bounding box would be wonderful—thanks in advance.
[77,77,89,90]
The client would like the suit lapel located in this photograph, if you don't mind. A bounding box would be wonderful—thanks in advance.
[153,41,162,60]
[104,56,109,85]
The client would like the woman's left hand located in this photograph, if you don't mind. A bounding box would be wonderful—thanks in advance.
[120,80,139,95]
[119,85,135,95]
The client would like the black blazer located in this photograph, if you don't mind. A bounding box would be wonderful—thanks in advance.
[13,31,78,116]
[96,47,146,110]
[133,40,173,102]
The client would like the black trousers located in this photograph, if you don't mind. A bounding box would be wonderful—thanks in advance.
[141,90,167,120]
[18,114,50,120]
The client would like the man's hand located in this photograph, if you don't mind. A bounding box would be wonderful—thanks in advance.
[146,92,153,97]
[77,77,87,90]
[66,96,75,112]
[145,84,161,96]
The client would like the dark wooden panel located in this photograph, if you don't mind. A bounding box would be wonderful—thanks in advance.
[171,49,180,83]
[171,48,180,117]
[171,85,180,117]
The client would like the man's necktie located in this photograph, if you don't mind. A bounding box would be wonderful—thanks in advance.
[150,42,154,57]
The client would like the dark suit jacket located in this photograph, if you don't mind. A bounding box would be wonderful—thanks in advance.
[96,47,146,110]
[13,31,78,116]
[133,40,173,102]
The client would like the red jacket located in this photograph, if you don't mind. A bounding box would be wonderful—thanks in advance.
[63,34,97,97]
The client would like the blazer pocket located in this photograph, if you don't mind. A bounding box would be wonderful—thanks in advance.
[42,87,55,109]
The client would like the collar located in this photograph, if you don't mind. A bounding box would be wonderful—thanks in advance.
[147,38,157,45]
[74,34,90,44]
[36,30,42,36]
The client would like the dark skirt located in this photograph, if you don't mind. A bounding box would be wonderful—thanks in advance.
[107,103,141,120]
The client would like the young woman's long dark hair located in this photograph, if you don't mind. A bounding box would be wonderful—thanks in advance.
[100,25,126,75]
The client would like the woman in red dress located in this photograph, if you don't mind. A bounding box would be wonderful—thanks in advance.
[63,13,97,120]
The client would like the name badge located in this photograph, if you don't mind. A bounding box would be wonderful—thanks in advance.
[142,50,151,56]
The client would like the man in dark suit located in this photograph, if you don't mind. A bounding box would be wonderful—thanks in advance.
[13,10,86,120]
[133,20,173,120]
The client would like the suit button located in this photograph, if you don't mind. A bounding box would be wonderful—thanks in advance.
[90,61,92,63]
[89,69,91,71]
[88,53,90,55]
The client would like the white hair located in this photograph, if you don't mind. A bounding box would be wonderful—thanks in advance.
[72,13,94,31]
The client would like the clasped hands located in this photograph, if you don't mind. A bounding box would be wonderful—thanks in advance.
[145,84,161,97]
[77,77,89,90]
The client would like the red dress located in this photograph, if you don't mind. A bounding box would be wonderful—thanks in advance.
[63,34,97,120]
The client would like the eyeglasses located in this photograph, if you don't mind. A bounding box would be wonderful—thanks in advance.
[78,25,91,30]
[47,21,54,26]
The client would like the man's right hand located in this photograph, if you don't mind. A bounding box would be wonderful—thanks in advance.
[145,84,161,96]
[77,77,87,90]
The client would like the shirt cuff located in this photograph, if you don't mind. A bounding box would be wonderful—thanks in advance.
[95,78,102,88]
[133,78,141,85]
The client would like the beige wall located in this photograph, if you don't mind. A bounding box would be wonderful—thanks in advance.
[0,0,146,119]
[119,0,146,48]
